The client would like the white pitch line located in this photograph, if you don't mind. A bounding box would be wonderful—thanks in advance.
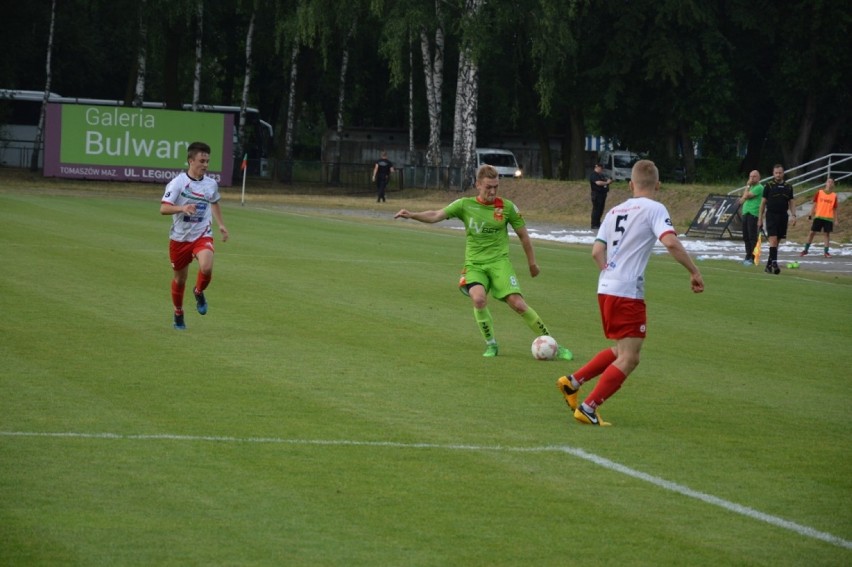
[2,430,850,550]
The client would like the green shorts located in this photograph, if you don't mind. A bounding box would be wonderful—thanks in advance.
[458,258,522,300]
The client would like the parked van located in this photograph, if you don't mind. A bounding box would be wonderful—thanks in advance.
[475,148,522,178]
[599,150,641,181]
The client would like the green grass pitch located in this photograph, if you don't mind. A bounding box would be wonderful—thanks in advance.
[1,190,850,565]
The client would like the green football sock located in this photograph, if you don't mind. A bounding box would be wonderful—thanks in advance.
[474,307,495,342]
[521,306,550,336]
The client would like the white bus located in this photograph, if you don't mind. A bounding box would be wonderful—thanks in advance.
[0,89,273,177]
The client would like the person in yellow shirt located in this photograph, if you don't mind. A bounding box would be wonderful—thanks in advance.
[800,178,839,258]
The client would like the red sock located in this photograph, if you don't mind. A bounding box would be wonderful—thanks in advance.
[584,365,628,409]
[572,348,617,385]
[171,280,185,313]
[195,272,212,293]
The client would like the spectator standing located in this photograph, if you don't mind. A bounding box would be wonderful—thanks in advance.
[737,170,764,265]
[372,151,395,203]
[589,162,612,229]
[800,178,838,258]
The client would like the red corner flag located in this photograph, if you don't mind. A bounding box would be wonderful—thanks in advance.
[240,154,248,206]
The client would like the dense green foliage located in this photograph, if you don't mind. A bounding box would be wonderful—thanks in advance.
[2,1,850,176]
[1,188,850,564]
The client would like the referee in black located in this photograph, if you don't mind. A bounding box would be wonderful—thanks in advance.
[758,164,797,274]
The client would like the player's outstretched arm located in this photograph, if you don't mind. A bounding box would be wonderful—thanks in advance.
[660,233,704,293]
[394,209,447,224]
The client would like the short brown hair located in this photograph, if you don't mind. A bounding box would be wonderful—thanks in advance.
[187,141,211,160]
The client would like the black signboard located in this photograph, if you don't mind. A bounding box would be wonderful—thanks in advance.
[685,194,743,239]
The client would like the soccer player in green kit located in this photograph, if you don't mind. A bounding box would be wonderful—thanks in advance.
[395,164,573,359]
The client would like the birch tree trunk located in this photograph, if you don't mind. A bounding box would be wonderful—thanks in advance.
[191,0,204,111]
[29,0,56,172]
[334,20,357,183]
[239,8,256,157]
[419,1,444,167]
[280,43,300,182]
[451,0,482,187]
[408,33,415,161]
[451,48,466,163]
[132,0,148,107]
[459,55,479,187]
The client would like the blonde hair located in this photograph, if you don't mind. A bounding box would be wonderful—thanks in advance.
[631,159,659,189]
[476,164,498,182]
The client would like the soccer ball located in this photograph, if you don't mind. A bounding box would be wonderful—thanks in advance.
[531,335,559,360]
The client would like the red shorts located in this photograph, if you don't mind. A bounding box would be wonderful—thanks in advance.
[598,294,647,339]
[169,237,214,271]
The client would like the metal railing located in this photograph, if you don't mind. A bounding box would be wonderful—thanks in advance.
[0,140,41,168]
[727,153,852,197]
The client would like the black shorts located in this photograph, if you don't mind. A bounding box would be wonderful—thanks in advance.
[765,211,789,239]
[810,218,833,233]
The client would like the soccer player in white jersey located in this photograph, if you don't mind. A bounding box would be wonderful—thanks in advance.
[160,141,229,330]
[556,160,704,425]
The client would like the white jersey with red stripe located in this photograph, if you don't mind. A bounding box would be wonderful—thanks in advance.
[595,197,677,299]
[161,172,221,242]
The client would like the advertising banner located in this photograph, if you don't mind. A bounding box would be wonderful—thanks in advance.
[43,103,233,186]
[685,194,743,239]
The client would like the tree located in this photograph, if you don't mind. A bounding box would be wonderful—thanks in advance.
[132,0,148,107]
[519,0,589,179]
[29,0,56,172]
[297,0,366,167]
[374,2,420,159]
[592,0,733,180]
[191,0,204,111]
[451,0,484,186]
[419,1,446,166]
[770,0,852,166]
[377,0,449,166]
[238,6,257,155]
[281,43,300,177]
[2,0,849,181]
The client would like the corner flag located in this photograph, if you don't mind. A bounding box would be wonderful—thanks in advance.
[753,231,763,265]
[240,154,248,206]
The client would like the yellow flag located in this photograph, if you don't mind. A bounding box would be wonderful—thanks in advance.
[753,233,763,265]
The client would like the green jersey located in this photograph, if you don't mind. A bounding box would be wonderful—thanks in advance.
[742,183,764,216]
[444,197,526,264]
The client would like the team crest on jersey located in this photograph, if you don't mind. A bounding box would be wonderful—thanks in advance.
[493,197,504,221]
